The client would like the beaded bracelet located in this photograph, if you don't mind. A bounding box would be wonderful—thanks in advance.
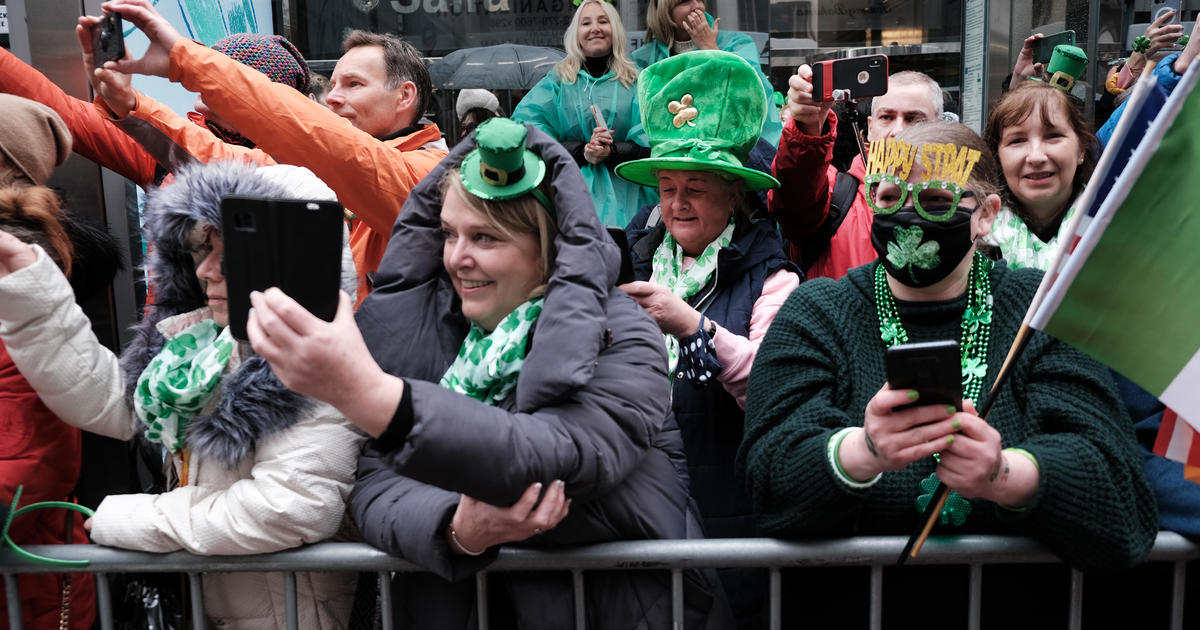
[827,427,882,489]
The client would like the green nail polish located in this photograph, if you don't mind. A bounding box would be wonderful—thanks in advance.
[952,419,962,430]
[945,435,955,445]
[907,391,919,400]
[946,405,957,415]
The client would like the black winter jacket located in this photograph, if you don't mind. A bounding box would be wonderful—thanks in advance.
[350,125,733,630]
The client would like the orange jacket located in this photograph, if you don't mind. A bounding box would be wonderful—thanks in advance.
[162,39,448,304]
[0,47,159,187]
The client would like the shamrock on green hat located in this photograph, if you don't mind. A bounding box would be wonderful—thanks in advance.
[616,50,780,191]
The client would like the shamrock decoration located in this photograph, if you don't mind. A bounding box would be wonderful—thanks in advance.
[880,320,907,345]
[915,473,972,526]
[886,225,941,283]
[668,94,698,128]
[961,356,988,382]
[1132,35,1152,54]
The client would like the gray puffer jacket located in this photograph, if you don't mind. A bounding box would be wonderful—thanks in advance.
[351,124,732,629]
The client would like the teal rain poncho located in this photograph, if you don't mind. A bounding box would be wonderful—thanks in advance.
[630,15,782,147]
[512,68,657,228]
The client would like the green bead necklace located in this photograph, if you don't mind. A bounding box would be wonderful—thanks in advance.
[874,251,995,526]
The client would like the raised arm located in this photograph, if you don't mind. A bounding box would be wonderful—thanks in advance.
[0,47,157,187]
[769,64,844,244]
[0,242,135,441]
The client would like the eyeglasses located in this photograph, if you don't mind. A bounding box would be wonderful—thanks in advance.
[866,173,975,222]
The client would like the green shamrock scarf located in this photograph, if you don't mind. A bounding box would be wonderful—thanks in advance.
[440,297,544,405]
[649,218,735,374]
[134,319,235,451]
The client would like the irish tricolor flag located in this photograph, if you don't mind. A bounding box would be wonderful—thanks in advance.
[1027,60,1200,437]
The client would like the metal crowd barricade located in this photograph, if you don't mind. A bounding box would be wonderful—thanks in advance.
[3,533,1198,630]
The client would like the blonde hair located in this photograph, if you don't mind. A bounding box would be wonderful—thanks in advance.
[555,0,639,87]
[441,170,558,288]
[646,0,694,49]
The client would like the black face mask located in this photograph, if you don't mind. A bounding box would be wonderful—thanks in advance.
[871,206,974,288]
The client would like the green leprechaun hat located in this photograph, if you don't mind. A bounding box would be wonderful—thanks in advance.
[461,117,555,215]
[616,50,779,191]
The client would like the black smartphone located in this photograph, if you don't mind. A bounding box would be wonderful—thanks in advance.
[91,12,126,67]
[1033,30,1077,65]
[606,227,635,286]
[220,196,344,341]
[810,54,889,103]
[885,340,962,412]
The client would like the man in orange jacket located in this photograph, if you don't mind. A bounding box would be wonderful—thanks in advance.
[85,1,448,304]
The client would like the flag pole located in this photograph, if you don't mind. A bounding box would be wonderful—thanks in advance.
[897,324,1035,563]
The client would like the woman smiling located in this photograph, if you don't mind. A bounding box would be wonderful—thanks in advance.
[618,50,800,628]
[512,0,654,227]
[248,118,732,628]
[981,81,1098,270]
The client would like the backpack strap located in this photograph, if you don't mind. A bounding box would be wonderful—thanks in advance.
[797,170,860,271]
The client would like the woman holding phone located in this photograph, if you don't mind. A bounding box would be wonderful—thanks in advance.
[511,0,654,227]
[739,121,1155,625]
[0,162,364,630]
[246,118,731,628]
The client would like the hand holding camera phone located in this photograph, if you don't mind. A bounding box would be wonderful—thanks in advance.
[809,54,889,103]
[220,196,344,341]
[1032,30,1076,65]
[91,12,126,67]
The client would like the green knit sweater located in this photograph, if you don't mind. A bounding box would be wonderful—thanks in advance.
[739,261,1158,574]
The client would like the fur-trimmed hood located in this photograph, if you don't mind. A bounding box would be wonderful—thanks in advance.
[120,161,356,467]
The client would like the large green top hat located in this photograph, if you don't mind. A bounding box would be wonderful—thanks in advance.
[461,117,555,214]
[616,50,779,191]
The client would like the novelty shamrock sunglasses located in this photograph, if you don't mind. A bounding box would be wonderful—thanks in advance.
[866,173,976,222]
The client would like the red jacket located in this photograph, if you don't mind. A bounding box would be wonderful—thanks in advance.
[0,342,95,630]
[768,112,876,280]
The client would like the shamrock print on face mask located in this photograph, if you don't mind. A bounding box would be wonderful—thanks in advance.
[887,225,941,285]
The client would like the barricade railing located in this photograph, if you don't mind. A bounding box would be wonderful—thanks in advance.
[3,532,1198,630]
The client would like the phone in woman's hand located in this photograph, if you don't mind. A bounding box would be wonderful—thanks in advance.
[886,340,962,412]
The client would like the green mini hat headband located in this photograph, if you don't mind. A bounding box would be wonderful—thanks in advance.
[615,50,780,191]
[461,118,555,217]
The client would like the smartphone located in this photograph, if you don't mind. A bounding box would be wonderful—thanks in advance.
[1033,30,1076,65]
[885,340,962,412]
[590,104,608,130]
[606,227,635,286]
[810,54,888,103]
[1151,0,1182,24]
[220,196,344,341]
[91,12,126,67]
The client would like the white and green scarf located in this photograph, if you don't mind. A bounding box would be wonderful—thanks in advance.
[134,319,235,451]
[440,297,544,405]
[981,205,1075,271]
[649,219,735,373]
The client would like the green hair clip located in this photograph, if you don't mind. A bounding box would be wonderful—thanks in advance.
[2,486,95,568]
[1133,35,1152,54]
